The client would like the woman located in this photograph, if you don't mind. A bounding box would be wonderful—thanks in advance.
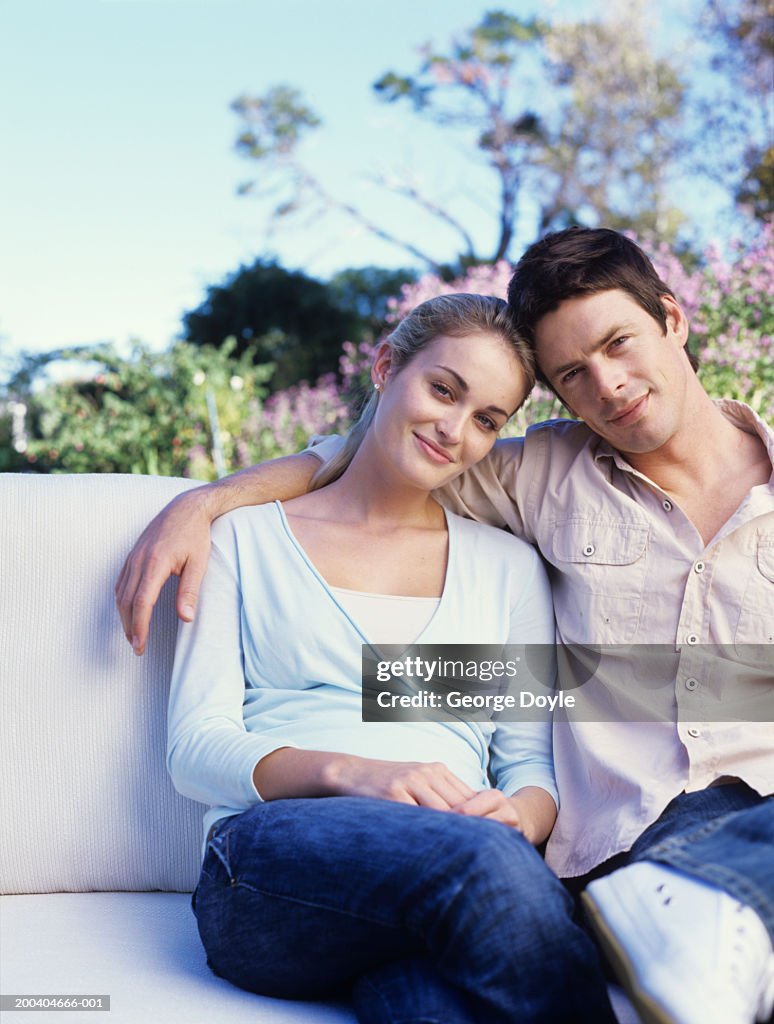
[167,294,615,1024]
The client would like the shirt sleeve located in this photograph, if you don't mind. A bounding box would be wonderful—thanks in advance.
[487,542,558,807]
[166,516,287,809]
[304,434,346,462]
[436,436,533,537]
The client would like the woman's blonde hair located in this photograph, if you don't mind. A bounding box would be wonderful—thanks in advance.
[311,292,534,490]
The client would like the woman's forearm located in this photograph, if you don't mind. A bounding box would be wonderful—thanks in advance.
[252,748,477,810]
[251,747,345,799]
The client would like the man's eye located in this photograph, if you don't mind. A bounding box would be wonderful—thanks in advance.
[475,413,498,431]
[610,336,629,349]
[561,367,580,384]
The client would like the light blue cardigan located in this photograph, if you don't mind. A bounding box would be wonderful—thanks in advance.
[167,501,558,848]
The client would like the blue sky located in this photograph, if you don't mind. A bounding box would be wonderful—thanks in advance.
[1,0,714,364]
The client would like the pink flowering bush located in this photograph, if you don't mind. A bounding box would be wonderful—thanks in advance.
[253,374,350,460]
[651,226,774,421]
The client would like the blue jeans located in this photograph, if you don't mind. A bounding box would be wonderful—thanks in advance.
[627,783,774,938]
[192,797,617,1024]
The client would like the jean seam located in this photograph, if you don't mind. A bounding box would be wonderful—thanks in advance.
[226,877,413,933]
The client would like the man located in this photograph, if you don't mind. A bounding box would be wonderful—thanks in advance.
[116,228,774,1024]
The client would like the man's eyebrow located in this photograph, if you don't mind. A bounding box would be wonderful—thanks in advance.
[435,365,509,417]
[545,323,635,378]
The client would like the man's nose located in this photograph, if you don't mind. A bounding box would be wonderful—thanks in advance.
[592,361,627,401]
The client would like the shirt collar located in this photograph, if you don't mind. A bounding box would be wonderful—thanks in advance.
[593,400,774,490]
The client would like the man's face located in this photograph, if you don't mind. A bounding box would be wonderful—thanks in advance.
[534,289,692,456]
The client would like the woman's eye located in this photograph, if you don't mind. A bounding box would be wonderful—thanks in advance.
[432,381,452,398]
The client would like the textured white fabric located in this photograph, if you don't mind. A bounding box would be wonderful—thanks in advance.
[0,892,356,1024]
[0,474,205,894]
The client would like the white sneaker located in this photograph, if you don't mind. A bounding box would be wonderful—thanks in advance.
[582,861,774,1024]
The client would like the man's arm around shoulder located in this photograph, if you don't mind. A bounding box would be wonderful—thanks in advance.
[115,451,320,655]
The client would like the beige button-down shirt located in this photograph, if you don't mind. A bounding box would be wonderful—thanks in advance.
[439,400,774,875]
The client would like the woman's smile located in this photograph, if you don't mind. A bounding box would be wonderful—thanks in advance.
[413,431,455,464]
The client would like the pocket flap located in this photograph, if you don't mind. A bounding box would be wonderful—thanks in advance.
[552,519,649,566]
[756,536,774,582]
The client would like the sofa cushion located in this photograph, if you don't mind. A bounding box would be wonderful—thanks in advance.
[0,892,356,1023]
[0,474,205,894]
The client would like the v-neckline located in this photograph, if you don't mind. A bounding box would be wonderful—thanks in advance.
[272,500,455,656]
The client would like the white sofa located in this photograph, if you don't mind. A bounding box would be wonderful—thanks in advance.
[0,473,637,1024]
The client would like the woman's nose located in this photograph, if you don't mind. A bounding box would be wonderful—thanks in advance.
[435,410,465,443]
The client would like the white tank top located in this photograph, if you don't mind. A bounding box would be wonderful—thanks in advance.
[330,587,440,646]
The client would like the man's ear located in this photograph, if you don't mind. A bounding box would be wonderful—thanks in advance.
[371,341,394,388]
[660,294,689,349]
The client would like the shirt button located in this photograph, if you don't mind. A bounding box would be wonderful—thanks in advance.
[583,544,595,557]
[687,727,701,738]
[694,561,705,574]
[685,678,698,691]
[686,634,699,645]
[662,499,673,512]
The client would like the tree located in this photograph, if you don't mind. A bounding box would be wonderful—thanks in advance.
[373,11,549,264]
[231,7,688,272]
[182,260,364,391]
[691,0,773,221]
[376,5,686,246]
[327,266,418,333]
[232,88,448,272]
[539,9,686,239]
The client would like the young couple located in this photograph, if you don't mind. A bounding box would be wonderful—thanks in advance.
[117,228,774,1024]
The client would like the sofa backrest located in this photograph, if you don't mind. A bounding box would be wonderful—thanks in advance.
[1,473,207,894]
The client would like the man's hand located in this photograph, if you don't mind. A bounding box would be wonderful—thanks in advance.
[115,487,215,656]
[115,452,322,656]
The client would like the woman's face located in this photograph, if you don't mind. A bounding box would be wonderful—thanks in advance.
[369,331,529,491]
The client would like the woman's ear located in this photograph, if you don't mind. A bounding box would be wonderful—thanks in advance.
[371,342,394,389]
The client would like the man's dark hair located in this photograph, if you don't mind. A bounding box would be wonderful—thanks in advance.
[507,227,699,384]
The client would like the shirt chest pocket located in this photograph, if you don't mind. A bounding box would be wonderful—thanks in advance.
[550,518,650,643]
[735,536,774,645]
